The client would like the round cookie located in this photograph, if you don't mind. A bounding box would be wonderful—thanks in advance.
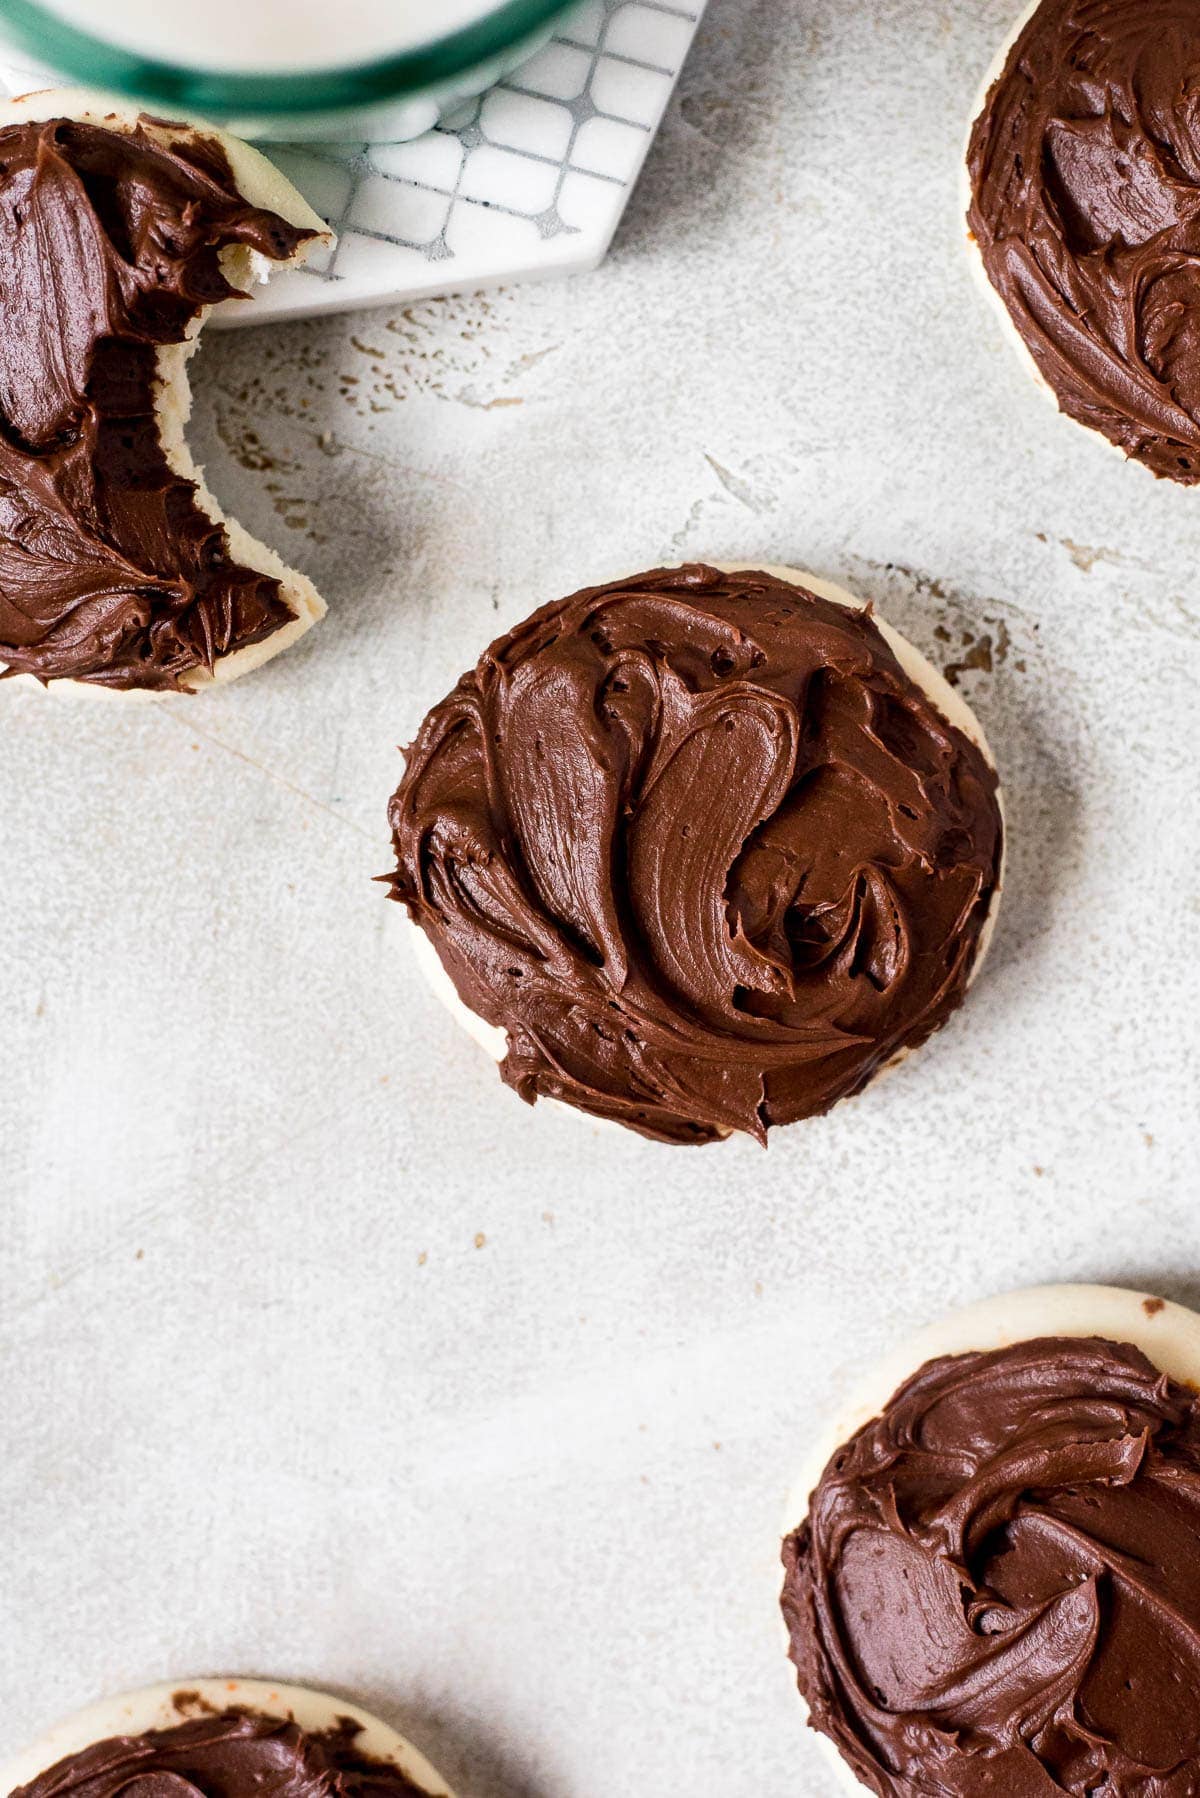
[0,91,330,694]
[782,1284,1200,1794]
[0,1678,453,1798]
[408,564,1005,1080]
[386,562,1005,1146]
[965,1,1200,483]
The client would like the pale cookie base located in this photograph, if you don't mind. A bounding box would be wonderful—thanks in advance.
[0,1677,454,1798]
[784,1282,1200,1794]
[407,922,637,1139]
[0,90,331,698]
[405,562,1005,1137]
[960,3,1157,474]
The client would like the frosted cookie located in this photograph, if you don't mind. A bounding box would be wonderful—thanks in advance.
[781,1284,1200,1795]
[0,1678,453,1798]
[0,91,329,693]
[385,563,1004,1146]
[966,1,1200,483]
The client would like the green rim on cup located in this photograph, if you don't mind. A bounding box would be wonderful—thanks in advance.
[0,0,578,117]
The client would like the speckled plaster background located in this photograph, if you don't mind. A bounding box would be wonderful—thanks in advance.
[2,2,1199,1795]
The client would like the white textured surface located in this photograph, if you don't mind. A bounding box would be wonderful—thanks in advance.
[2,3,1199,1797]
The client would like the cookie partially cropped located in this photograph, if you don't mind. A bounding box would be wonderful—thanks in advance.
[386,563,1004,1146]
[1,1679,453,1798]
[0,91,329,693]
[781,1285,1200,1796]
[967,0,1200,482]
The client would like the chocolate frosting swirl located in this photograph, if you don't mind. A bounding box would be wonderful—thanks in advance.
[967,0,1200,483]
[386,565,1003,1145]
[782,1335,1200,1795]
[10,1711,428,1798]
[0,116,312,689]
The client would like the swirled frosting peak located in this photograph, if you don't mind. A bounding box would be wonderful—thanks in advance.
[967,0,1200,482]
[10,1710,428,1798]
[386,565,1003,1145]
[0,115,314,689]
[782,1335,1200,1795]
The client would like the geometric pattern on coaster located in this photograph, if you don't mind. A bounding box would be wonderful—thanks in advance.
[255,0,706,321]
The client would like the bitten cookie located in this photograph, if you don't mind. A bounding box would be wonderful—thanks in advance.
[0,91,329,693]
